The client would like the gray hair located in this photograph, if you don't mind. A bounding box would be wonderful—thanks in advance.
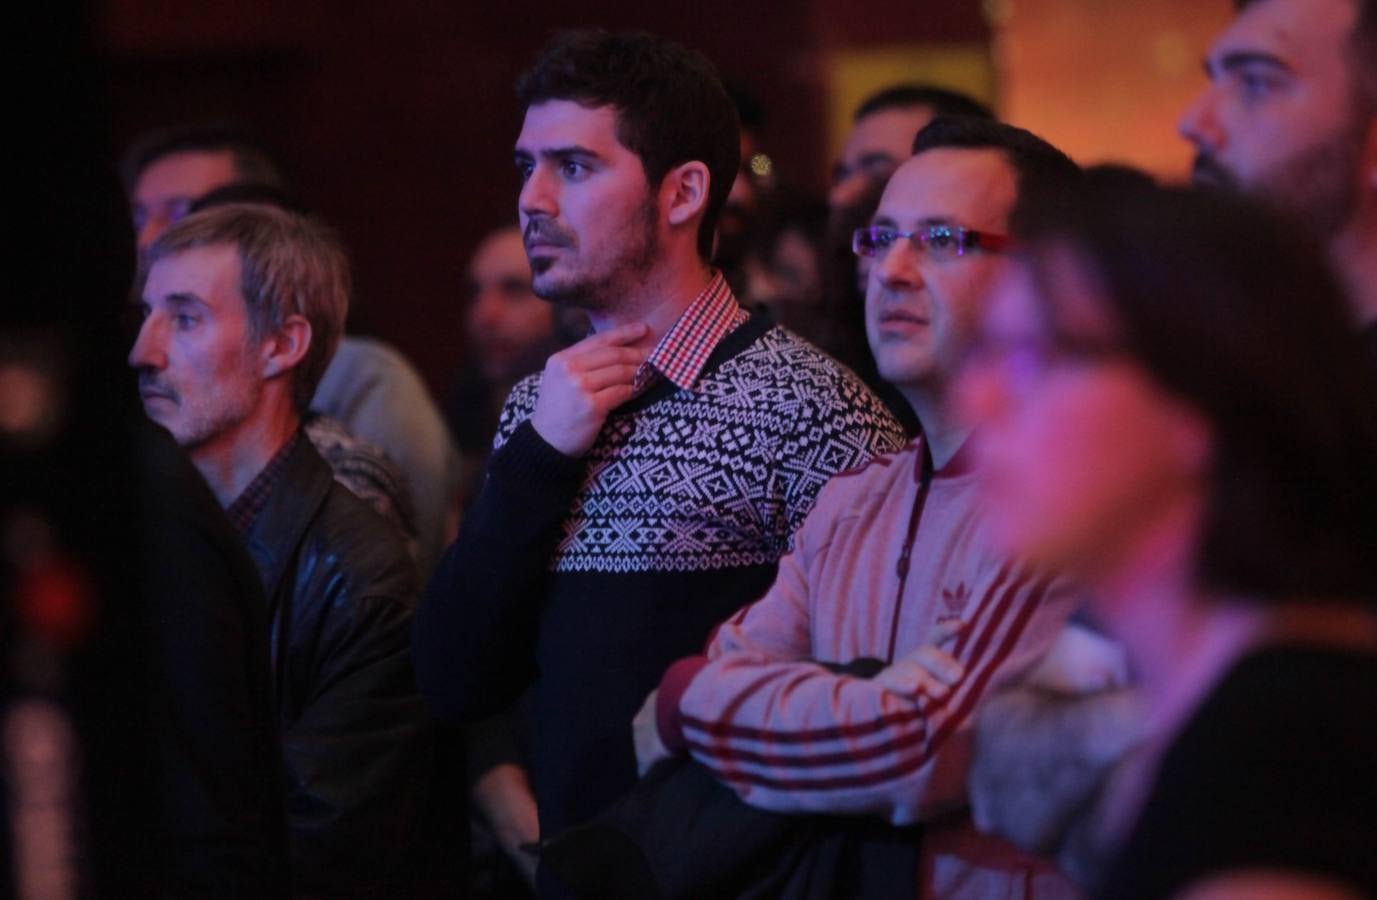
[143,203,350,411]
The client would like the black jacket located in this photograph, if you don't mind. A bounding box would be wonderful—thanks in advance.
[243,437,433,898]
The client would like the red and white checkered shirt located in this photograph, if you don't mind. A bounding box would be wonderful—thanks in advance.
[632,271,748,394]
[226,432,299,536]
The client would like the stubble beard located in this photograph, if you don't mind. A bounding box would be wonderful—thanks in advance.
[1195,117,1365,241]
[531,197,660,313]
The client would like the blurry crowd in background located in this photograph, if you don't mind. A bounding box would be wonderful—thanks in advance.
[4,0,1376,898]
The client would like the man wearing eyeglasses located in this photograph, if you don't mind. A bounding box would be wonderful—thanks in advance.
[632,117,1084,898]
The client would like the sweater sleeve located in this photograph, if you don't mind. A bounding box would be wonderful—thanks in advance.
[413,398,586,723]
[658,570,1079,825]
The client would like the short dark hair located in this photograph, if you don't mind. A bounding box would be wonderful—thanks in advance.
[1235,0,1377,111]
[1017,180,1377,601]
[515,29,740,261]
[120,122,288,194]
[855,84,994,123]
[188,181,306,216]
[911,116,1082,230]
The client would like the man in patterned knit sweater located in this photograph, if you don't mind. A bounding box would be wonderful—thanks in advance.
[412,29,905,883]
[633,118,1086,898]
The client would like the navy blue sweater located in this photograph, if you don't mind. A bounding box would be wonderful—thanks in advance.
[414,316,904,840]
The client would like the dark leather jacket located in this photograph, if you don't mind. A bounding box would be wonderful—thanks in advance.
[243,437,433,897]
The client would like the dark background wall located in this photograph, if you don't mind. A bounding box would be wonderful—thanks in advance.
[96,0,990,393]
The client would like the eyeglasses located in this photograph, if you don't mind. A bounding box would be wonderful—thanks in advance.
[852,224,1011,261]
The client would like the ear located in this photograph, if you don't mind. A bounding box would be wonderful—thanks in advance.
[260,314,312,381]
[663,161,711,228]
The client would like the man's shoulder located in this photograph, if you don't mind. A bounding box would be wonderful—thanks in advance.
[811,439,924,506]
[730,325,900,416]
[301,480,420,606]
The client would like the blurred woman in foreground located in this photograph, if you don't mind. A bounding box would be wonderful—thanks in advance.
[958,180,1377,900]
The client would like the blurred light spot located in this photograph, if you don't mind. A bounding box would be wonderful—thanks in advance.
[0,363,61,448]
[1153,31,1193,77]
[749,153,773,178]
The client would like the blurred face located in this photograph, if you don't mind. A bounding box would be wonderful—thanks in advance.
[829,105,935,212]
[1178,0,1372,236]
[864,147,1016,390]
[515,101,660,311]
[957,250,1211,578]
[130,150,239,252]
[128,244,267,452]
[743,227,822,316]
[465,227,557,383]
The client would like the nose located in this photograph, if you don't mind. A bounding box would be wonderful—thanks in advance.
[828,173,865,213]
[1177,87,1222,153]
[469,290,504,335]
[876,235,926,292]
[519,165,559,222]
[136,214,170,254]
[128,312,167,372]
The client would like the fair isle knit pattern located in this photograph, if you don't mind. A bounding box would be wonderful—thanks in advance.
[494,323,906,574]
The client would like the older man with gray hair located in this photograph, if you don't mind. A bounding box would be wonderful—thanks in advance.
[129,203,434,897]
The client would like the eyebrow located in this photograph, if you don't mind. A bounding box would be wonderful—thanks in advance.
[162,291,206,308]
[1208,50,1293,78]
[870,215,961,230]
[513,145,605,165]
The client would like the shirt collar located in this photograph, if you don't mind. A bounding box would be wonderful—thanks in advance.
[226,431,300,536]
[632,271,747,394]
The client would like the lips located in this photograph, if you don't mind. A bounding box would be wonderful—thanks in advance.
[878,309,929,327]
[139,383,177,405]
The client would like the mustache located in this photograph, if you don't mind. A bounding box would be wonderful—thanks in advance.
[1191,153,1238,190]
[137,372,177,400]
[523,218,574,250]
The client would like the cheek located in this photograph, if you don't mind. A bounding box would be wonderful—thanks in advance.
[980,378,1176,568]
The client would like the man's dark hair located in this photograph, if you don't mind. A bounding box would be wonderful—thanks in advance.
[120,122,289,193]
[911,116,1082,230]
[1017,180,1377,601]
[1235,0,1377,111]
[854,84,994,123]
[515,29,740,261]
[189,181,306,216]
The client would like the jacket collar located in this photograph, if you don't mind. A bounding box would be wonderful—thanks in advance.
[243,435,335,609]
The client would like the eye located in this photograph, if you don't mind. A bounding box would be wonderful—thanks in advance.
[1234,65,1284,101]
[926,228,956,250]
[873,228,898,248]
[560,160,588,180]
[174,313,199,330]
[515,160,534,182]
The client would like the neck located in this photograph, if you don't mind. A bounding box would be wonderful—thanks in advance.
[586,251,713,350]
[191,400,300,507]
[1331,212,1377,329]
[898,380,969,469]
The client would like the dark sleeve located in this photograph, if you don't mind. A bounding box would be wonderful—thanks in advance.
[465,692,533,788]
[139,425,289,897]
[283,590,434,897]
[413,420,586,722]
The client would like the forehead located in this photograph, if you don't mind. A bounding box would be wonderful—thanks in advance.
[843,106,935,162]
[469,228,528,276]
[145,243,244,307]
[1212,0,1358,72]
[875,147,1018,232]
[134,150,239,201]
[516,100,626,153]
